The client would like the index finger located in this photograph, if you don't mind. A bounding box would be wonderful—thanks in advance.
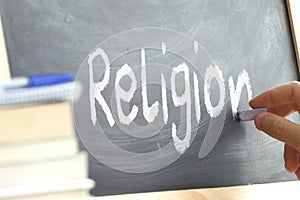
[250,81,300,110]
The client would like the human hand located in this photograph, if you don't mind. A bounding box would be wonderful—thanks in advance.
[249,81,300,179]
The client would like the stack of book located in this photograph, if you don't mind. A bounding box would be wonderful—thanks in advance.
[0,76,94,199]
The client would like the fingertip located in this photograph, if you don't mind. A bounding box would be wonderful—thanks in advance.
[249,98,263,109]
[295,168,300,180]
[284,145,300,173]
[249,99,255,108]
[254,112,269,130]
[285,161,299,173]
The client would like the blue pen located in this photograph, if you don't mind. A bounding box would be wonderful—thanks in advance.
[0,73,74,89]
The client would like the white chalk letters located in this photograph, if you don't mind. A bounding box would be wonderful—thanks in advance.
[89,47,253,155]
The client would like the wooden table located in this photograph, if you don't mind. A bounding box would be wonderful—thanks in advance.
[92,181,299,200]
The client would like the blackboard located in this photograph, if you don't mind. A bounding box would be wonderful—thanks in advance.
[1,0,299,196]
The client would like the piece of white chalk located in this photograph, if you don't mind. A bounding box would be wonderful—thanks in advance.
[236,108,267,121]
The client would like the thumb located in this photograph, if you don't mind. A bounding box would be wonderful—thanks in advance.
[255,112,300,151]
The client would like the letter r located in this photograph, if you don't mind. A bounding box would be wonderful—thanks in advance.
[89,48,115,127]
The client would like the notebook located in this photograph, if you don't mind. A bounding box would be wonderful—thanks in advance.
[0,81,82,107]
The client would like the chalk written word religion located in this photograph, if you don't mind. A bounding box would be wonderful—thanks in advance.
[89,47,252,155]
